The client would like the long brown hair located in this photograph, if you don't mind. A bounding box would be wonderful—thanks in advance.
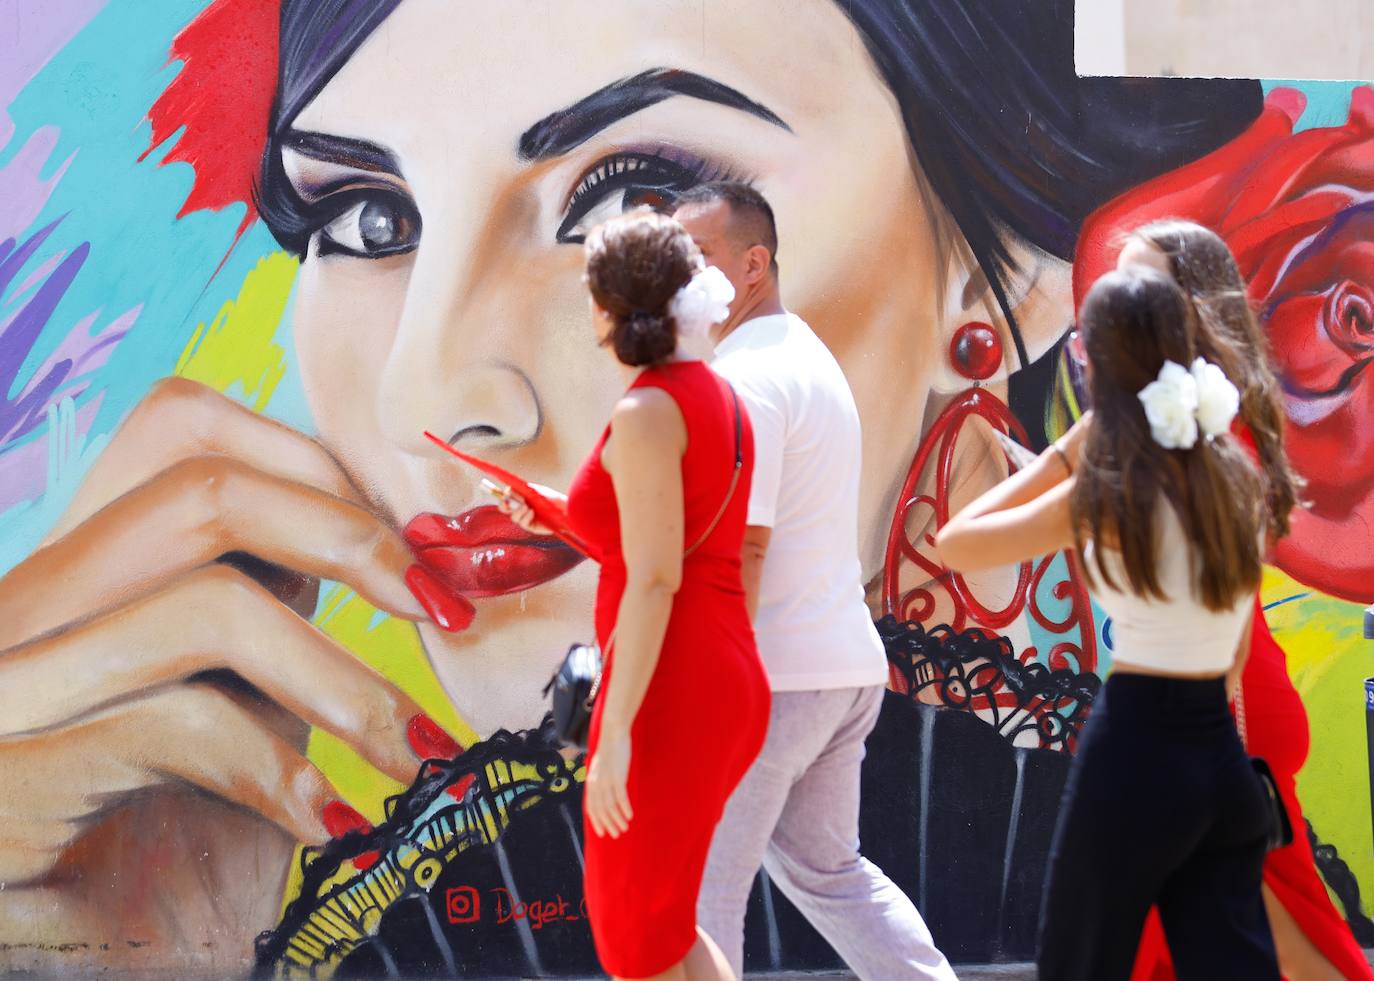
[1132,219,1302,539]
[1072,268,1265,611]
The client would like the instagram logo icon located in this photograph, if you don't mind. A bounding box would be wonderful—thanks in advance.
[445,886,481,924]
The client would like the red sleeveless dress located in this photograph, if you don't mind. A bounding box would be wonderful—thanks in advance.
[567,360,770,978]
[1130,597,1373,980]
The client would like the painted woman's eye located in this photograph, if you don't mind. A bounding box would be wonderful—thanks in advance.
[317,193,421,258]
[557,150,743,244]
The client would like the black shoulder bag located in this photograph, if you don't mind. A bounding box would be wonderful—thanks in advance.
[1236,684,1294,851]
[545,385,744,750]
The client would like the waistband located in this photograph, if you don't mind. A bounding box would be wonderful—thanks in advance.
[1104,672,1231,713]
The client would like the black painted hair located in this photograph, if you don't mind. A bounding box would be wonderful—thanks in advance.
[256,0,405,255]
[837,0,1261,372]
[256,0,1262,372]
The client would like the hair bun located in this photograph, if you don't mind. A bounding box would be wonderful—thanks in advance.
[584,210,700,367]
[615,309,676,367]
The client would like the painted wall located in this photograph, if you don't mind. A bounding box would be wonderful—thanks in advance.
[1123,0,1374,81]
[1078,0,1374,80]
[0,0,1371,976]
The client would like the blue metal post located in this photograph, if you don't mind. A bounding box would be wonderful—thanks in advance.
[1365,605,1373,850]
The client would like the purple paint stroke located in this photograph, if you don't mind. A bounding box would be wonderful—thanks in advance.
[0,0,108,134]
[0,220,72,389]
[22,302,135,401]
[0,216,137,451]
[11,248,64,301]
[0,126,76,243]
[1,219,85,414]
[0,393,102,509]
[0,0,104,239]
[0,0,128,510]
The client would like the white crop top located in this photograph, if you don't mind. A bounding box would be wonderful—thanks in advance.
[1086,503,1252,675]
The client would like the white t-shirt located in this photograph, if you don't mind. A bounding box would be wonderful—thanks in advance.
[711,312,889,692]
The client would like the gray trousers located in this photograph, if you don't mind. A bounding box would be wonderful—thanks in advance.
[698,685,957,980]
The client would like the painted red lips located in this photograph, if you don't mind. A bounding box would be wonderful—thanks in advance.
[404,506,584,599]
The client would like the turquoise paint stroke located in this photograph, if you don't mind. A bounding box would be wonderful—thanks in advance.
[1263,79,1369,131]
[0,1,288,570]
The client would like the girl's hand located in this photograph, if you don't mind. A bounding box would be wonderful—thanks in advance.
[585,728,633,839]
[1057,410,1094,468]
[495,482,567,535]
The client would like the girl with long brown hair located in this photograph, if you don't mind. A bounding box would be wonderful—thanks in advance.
[1118,221,1372,981]
[937,266,1280,980]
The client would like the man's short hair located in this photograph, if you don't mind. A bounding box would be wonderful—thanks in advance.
[675,181,779,273]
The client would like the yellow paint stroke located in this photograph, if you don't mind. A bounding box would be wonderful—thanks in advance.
[175,252,296,409]
[309,586,475,815]
[1260,567,1373,904]
[172,255,486,916]
[282,587,477,913]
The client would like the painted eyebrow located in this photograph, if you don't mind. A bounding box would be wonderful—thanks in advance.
[281,130,402,178]
[517,68,791,162]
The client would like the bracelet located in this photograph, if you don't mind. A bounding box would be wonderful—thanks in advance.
[1051,442,1072,475]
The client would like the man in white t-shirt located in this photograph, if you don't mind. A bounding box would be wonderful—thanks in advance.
[674,184,955,980]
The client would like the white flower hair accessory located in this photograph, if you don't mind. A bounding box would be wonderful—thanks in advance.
[1137,357,1240,450]
[669,265,735,339]
[1191,357,1241,438]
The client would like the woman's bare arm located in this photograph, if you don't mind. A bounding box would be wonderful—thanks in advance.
[1227,604,1256,702]
[585,387,687,837]
[935,451,1077,574]
[598,388,686,735]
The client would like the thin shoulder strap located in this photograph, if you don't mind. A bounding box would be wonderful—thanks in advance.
[599,384,741,673]
[684,383,744,558]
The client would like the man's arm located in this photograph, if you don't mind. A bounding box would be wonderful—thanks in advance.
[730,374,784,622]
[741,525,772,622]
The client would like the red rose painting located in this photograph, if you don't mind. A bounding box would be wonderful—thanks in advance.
[1074,87,1374,604]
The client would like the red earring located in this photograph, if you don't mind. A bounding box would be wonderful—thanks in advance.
[880,321,1100,745]
[950,322,1004,381]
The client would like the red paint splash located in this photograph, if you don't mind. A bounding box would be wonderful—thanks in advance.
[141,0,279,249]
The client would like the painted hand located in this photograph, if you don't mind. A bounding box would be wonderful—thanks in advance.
[0,378,461,959]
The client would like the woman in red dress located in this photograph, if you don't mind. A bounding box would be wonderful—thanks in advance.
[1118,221,1372,981]
[507,210,769,980]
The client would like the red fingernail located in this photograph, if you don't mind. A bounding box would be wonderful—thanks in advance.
[407,713,462,760]
[405,565,475,632]
[446,773,477,801]
[354,850,381,871]
[322,800,371,839]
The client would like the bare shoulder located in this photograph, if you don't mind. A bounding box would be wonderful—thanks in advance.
[610,386,685,450]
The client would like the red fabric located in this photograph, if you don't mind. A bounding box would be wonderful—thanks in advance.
[1130,600,1374,981]
[567,361,770,978]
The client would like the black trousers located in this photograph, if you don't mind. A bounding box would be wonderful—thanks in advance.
[1037,673,1279,980]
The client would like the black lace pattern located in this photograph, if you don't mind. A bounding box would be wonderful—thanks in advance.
[878,616,1101,751]
[254,722,583,978]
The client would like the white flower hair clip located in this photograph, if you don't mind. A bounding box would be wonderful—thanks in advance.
[669,265,735,339]
[1137,357,1240,450]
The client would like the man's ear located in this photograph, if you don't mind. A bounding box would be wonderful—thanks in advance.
[744,243,773,285]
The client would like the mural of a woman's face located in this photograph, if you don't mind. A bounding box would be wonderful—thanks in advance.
[282,0,1050,732]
